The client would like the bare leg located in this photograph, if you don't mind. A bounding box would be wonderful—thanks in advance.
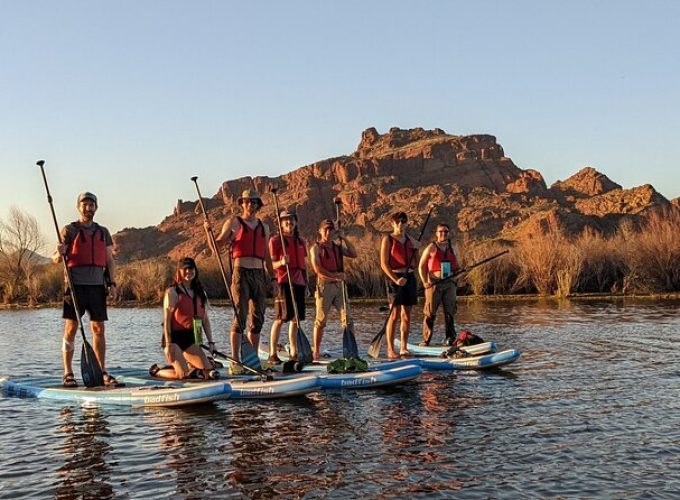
[386,307,399,359]
[247,332,260,353]
[62,320,78,376]
[230,330,241,362]
[288,321,297,358]
[91,321,106,372]
[312,325,324,361]
[269,319,283,356]
[399,306,412,354]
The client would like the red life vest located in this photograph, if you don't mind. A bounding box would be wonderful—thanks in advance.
[270,235,307,282]
[66,222,108,268]
[317,242,343,272]
[171,285,206,331]
[427,241,458,273]
[388,235,417,270]
[231,216,266,260]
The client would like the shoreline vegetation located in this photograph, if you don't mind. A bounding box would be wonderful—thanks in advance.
[1,209,679,307]
[3,292,680,311]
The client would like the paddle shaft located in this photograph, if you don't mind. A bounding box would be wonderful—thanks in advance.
[270,189,302,326]
[37,162,89,346]
[427,249,510,287]
[191,177,247,335]
[201,344,272,379]
[334,200,351,318]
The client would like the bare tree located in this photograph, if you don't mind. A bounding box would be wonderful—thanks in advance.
[0,207,46,303]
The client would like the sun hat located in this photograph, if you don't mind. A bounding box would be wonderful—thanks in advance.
[236,189,264,208]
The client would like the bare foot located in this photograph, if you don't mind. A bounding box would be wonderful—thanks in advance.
[387,352,400,360]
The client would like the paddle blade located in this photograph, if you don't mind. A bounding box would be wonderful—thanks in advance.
[240,335,262,371]
[367,328,384,359]
[295,326,313,365]
[342,326,359,359]
[80,340,104,387]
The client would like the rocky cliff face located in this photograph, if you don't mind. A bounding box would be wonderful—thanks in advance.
[113,127,673,263]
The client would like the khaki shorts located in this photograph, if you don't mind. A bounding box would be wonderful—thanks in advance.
[314,280,352,329]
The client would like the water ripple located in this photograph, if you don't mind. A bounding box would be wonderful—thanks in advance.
[1,301,679,498]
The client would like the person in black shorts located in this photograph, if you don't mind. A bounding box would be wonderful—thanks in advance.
[53,192,120,387]
[379,211,422,359]
[268,208,308,363]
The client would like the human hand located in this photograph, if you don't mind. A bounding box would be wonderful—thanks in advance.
[396,276,407,287]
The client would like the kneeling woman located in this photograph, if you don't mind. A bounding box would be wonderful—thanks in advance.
[156,257,217,379]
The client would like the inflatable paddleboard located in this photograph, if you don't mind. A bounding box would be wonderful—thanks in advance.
[395,340,497,357]
[308,362,422,389]
[258,344,422,389]
[377,349,521,371]
[112,368,321,399]
[0,374,231,408]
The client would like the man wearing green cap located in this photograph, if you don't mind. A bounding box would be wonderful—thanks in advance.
[52,192,120,387]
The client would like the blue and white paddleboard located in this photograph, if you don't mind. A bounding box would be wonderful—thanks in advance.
[308,362,422,389]
[395,340,497,357]
[377,349,521,371]
[113,368,321,400]
[0,374,231,408]
[258,344,422,389]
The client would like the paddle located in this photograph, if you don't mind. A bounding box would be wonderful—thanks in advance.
[191,176,262,371]
[201,344,273,380]
[367,205,435,358]
[269,188,313,364]
[37,160,104,388]
[334,199,359,359]
[425,250,510,288]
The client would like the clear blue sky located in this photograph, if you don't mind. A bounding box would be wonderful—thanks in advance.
[1,0,678,248]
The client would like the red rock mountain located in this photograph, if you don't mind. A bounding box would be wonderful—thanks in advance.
[113,127,672,263]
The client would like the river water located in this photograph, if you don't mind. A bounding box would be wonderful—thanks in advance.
[0,299,678,499]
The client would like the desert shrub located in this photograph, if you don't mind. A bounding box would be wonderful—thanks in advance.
[575,228,626,293]
[619,210,680,292]
[344,233,384,297]
[117,258,174,303]
[459,241,502,296]
[514,228,575,296]
[27,264,64,303]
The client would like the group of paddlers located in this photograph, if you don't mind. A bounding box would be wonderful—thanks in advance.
[51,187,462,386]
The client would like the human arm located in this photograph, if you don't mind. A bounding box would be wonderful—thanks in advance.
[208,217,238,254]
[380,236,406,286]
[52,225,70,263]
[162,288,178,363]
[105,245,118,298]
[418,244,433,288]
[337,230,358,259]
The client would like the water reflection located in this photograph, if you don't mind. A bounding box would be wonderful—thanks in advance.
[54,406,113,500]
[1,302,678,498]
